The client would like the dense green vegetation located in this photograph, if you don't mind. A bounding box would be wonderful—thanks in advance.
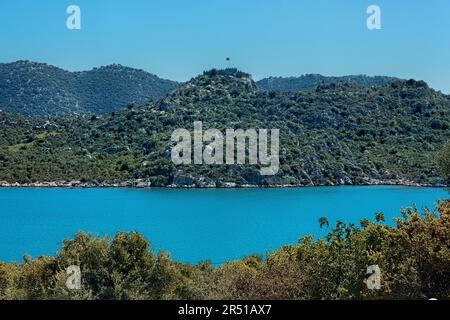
[257,74,399,92]
[1,67,449,300]
[0,61,179,117]
[1,200,450,300]
[0,69,449,186]
[0,61,408,118]
[439,143,450,181]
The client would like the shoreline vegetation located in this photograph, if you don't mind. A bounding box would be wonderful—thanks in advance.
[0,179,447,189]
[1,69,450,189]
[1,200,449,300]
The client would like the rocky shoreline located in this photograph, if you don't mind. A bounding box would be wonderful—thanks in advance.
[0,178,447,189]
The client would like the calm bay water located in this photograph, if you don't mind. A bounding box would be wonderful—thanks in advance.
[0,186,448,264]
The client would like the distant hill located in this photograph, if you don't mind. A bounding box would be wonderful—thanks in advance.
[257,74,399,92]
[0,69,449,187]
[0,61,179,117]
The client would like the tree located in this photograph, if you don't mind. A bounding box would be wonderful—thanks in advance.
[438,143,450,181]
[319,217,329,228]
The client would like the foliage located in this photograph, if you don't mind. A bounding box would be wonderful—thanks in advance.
[257,74,399,92]
[438,143,450,181]
[0,61,179,117]
[0,70,449,186]
[1,201,450,300]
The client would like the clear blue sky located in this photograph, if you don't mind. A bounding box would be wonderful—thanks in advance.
[0,0,449,92]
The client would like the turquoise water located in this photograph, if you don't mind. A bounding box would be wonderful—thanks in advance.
[0,186,448,264]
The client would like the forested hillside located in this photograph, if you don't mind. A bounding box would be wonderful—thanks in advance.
[0,61,179,117]
[257,74,398,92]
[0,69,449,187]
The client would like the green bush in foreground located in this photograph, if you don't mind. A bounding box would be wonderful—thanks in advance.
[1,200,450,300]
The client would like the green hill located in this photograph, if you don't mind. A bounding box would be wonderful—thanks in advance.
[0,69,449,187]
[0,61,179,117]
[257,74,399,92]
